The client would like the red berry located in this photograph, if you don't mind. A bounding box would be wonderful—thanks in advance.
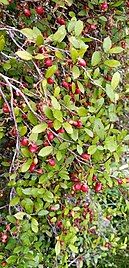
[81,184,89,193]
[77,120,83,128]
[2,103,10,113]
[100,2,108,11]
[29,162,36,172]
[94,182,102,193]
[121,41,126,49]
[90,24,97,30]
[21,137,28,147]
[117,179,123,185]
[62,81,69,89]
[48,158,56,166]
[47,120,53,128]
[44,58,53,67]
[24,8,31,17]
[73,183,82,191]
[70,176,80,183]
[127,1,129,7]
[36,6,45,16]
[22,113,27,119]
[57,17,66,25]
[72,121,78,127]
[36,168,43,174]
[44,140,49,146]
[57,128,65,134]
[56,220,63,228]
[1,262,7,267]
[81,153,91,161]
[92,175,97,182]
[47,78,54,84]
[6,224,10,231]
[38,46,46,54]
[78,59,87,67]
[75,88,81,94]
[47,132,54,141]
[28,143,38,153]
[2,233,8,240]
[105,242,112,249]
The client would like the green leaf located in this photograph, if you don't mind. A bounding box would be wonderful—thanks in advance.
[21,159,32,173]
[44,106,54,120]
[36,35,44,46]
[28,111,38,125]
[85,128,93,138]
[32,123,47,133]
[55,241,61,256]
[69,36,80,49]
[88,145,97,155]
[103,36,112,52]
[52,25,66,43]
[93,119,105,140]
[75,20,83,36]
[77,145,83,155]
[72,65,80,79]
[51,96,61,110]
[91,51,101,66]
[63,122,73,134]
[106,85,115,102]
[38,210,49,216]
[77,107,87,117]
[19,125,27,136]
[34,54,44,60]
[71,129,78,141]
[69,244,78,254]
[0,37,5,51]
[0,0,9,4]
[53,109,63,122]
[10,197,20,206]
[45,65,57,78]
[104,60,120,68]
[111,72,120,90]
[16,50,32,61]
[43,190,54,202]
[77,81,84,93]
[56,150,62,161]
[109,47,124,54]
[53,119,62,130]
[20,28,34,39]
[14,212,26,220]
[38,146,53,157]
[70,47,78,62]
[104,136,117,152]
[31,218,38,233]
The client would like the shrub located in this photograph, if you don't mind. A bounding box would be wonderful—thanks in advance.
[0,0,129,267]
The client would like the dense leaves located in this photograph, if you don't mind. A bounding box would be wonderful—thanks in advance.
[0,0,129,267]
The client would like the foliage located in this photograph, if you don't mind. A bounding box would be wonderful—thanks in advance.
[0,0,129,267]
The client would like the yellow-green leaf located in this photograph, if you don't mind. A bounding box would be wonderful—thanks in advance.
[16,50,32,61]
[45,65,57,78]
[103,36,112,52]
[75,20,83,36]
[63,122,73,134]
[32,123,47,133]
[91,51,101,66]
[55,241,61,256]
[38,146,53,157]
[31,218,38,233]
[111,72,120,90]
[104,60,120,68]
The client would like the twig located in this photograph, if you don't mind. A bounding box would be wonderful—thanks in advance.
[9,86,19,173]
[0,86,11,115]
[0,73,43,121]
